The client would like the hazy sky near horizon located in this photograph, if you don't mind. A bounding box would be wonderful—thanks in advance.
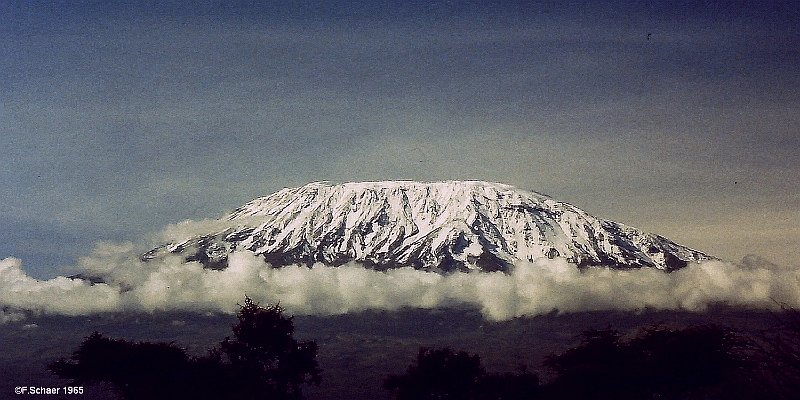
[2,0,798,278]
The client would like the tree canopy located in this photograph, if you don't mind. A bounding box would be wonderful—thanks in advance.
[50,297,320,400]
[384,347,539,400]
[385,325,765,400]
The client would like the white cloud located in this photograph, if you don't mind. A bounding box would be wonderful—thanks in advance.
[0,257,120,317]
[2,245,799,322]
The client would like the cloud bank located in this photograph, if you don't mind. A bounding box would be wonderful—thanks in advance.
[2,243,799,322]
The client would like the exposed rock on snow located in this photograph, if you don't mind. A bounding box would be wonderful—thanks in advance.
[143,181,713,272]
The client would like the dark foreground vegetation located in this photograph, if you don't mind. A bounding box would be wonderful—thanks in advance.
[386,325,763,399]
[43,302,800,400]
[386,308,800,400]
[50,298,320,400]
[384,347,540,400]
[1,306,798,399]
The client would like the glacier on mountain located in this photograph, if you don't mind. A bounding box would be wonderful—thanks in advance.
[142,181,713,272]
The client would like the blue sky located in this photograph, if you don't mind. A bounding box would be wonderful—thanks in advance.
[2,0,798,278]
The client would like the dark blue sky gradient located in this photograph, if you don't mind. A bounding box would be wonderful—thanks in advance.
[2,1,798,277]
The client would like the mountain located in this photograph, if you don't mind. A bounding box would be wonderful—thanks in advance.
[142,181,713,272]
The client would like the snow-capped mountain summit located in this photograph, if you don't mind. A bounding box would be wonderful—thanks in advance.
[143,181,713,272]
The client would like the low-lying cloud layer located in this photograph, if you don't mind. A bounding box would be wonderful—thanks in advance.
[2,244,799,322]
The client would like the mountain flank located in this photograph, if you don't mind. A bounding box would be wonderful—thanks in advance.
[143,181,712,272]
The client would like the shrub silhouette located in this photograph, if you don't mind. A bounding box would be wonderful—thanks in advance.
[388,325,759,400]
[751,305,800,398]
[543,325,754,400]
[50,297,320,400]
[384,347,540,400]
[541,328,629,400]
[478,367,541,400]
[49,332,210,399]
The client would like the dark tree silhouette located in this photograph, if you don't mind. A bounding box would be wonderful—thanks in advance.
[385,348,484,400]
[384,347,540,400]
[541,328,629,400]
[50,297,320,400]
[478,367,541,400]
[388,324,769,400]
[49,332,219,400]
[543,325,755,400]
[220,297,321,400]
[750,305,800,399]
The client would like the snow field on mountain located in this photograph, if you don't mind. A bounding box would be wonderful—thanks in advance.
[155,181,712,272]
